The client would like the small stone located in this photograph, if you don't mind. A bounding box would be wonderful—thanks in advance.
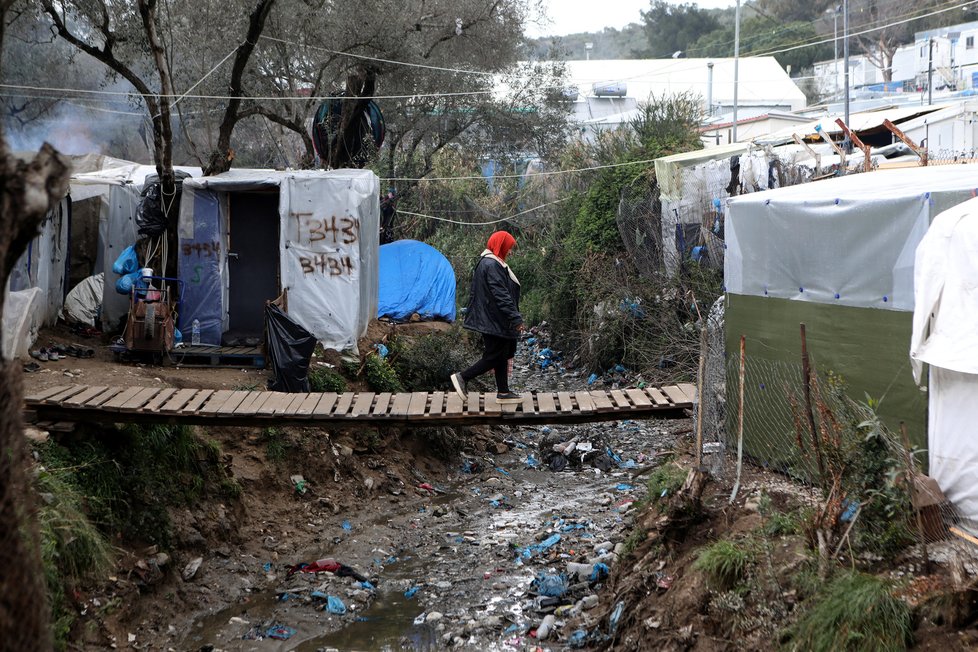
[364,478,375,490]
[426,611,444,623]
[181,557,203,581]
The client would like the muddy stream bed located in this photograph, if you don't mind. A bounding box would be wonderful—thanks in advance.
[167,346,686,651]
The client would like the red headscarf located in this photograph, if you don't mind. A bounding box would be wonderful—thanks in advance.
[486,231,516,260]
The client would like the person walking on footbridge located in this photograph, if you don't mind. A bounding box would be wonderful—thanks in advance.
[452,231,524,404]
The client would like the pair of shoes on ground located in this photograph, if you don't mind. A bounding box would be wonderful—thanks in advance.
[31,347,62,361]
[450,373,522,404]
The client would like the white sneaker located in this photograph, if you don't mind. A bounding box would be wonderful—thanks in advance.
[450,373,466,400]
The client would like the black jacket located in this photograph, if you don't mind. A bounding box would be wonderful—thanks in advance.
[463,255,522,339]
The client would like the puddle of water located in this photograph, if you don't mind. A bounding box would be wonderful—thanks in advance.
[295,587,438,652]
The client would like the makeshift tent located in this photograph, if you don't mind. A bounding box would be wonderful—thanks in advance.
[70,161,200,332]
[377,240,456,322]
[7,196,69,326]
[178,169,380,351]
[725,163,978,471]
[911,196,978,526]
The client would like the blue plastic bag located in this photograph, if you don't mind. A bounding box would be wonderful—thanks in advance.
[326,595,346,615]
[115,270,141,295]
[112,244,139,275]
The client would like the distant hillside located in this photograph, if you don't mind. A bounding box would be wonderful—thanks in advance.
[525,23,647,61]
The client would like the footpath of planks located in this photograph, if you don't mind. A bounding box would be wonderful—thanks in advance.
[24,383,696,428]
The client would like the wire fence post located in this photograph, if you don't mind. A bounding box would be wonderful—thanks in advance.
[800,323,826,482]
[730,334,746,504]
[695,324,708,469]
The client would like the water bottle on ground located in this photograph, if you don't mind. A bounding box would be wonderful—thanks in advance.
[191,319,200,345]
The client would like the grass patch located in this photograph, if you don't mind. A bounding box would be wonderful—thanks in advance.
[263,426,289,462]
[645,462,687,502]
[787,572,912,651]
[693,539,755,590]
[388,328,474,391]
[309,365,347,393]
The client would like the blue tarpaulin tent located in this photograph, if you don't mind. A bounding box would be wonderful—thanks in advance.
[378,240,455,322]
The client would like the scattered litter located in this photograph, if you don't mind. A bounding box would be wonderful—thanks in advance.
[609,601,625,633]
[521,533,561,559]
[404,586,420,598]
[342,520,352,531]
[326,595,346,615]
[291,474,308,495]
[266,624,296,640]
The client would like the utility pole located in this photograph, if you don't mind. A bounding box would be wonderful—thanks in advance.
[733,0,741,142]
[707,62,714,116]
[928,37,934,106]
[843,0,850,149]
[833,7,840,97]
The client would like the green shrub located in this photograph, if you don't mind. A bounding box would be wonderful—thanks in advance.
[389,328,474,391]
[787,572,912,651]
[693,539,755,590]
[309,365,347,393]
[364,354,404,392]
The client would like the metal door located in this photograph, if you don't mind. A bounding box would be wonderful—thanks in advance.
[227,191,279,343]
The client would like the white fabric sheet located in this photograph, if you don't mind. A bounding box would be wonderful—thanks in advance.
[928,367,978,524]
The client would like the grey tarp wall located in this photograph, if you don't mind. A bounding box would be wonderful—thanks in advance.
[178,169,380,351]
[8,196,69,325]
[725,163,978,471]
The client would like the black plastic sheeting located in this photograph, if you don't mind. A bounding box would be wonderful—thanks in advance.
[137,170,192,238]
[265,303,317,393]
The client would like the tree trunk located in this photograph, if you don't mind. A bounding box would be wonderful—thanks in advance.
[0,142,72,651]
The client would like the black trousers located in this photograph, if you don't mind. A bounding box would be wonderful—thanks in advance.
[461,334,517,392]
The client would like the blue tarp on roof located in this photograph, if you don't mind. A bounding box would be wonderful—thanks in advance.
[378,239,456,322]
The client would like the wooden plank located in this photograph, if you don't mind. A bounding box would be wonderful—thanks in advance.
[427,392,445,417]
[536,392,558,415]
[574,391,596,413]
[521,392,536,415]
[294,393,323,417]
[198,390,235,414]
[389,392,412,417]
[407,392,428,416]
[25,385,74,402]
[234,391,269,415]
[102,387,146,410]
[445,392,464,415]
[144,388,177,412]
[484,392,502,416]
[556,391,575,413]
[465,391,480,415]
[625,388,654,408]
[350,392,376,417]
[332,392,355,417]
[83,387,127,408]
[372,393,393,417]
[310,393,338,416]
[257,392,292,416]
[159,388,198,413]
[661,385,689,405]
[609,389,631,409]
[118,387,163,411]
[278,394,308,415]
[674,383,697,404]
[589,391,616,413]
[43,385,90,405]
[646,387,671,405]
[216,390,251,415]
[182,389,214,413]
[63,386,109,407]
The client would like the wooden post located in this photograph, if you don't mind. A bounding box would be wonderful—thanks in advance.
[901,421,931,574]
[882,118,928,166]
[800,323,826,482]
[792,133,821,175]
[815,124,846,171]
[834,118,873,172]
[730,334,746,504]
[694,325,708,469]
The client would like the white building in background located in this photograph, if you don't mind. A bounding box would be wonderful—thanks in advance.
[562,57,807,138]
[813,19,978,98]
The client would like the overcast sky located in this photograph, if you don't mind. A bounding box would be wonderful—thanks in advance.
[527,0,737,37]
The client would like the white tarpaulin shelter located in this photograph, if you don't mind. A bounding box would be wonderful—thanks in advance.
[7,196,69,325]
[911,196,978,525]
[70,161,200,332]
[178,169,380,351]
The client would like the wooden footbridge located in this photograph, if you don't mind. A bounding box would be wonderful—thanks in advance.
[24,383,695,428]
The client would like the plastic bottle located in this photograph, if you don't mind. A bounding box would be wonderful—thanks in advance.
[191,319,200,345]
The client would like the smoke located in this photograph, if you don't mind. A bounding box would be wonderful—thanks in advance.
[4,100,150,159]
